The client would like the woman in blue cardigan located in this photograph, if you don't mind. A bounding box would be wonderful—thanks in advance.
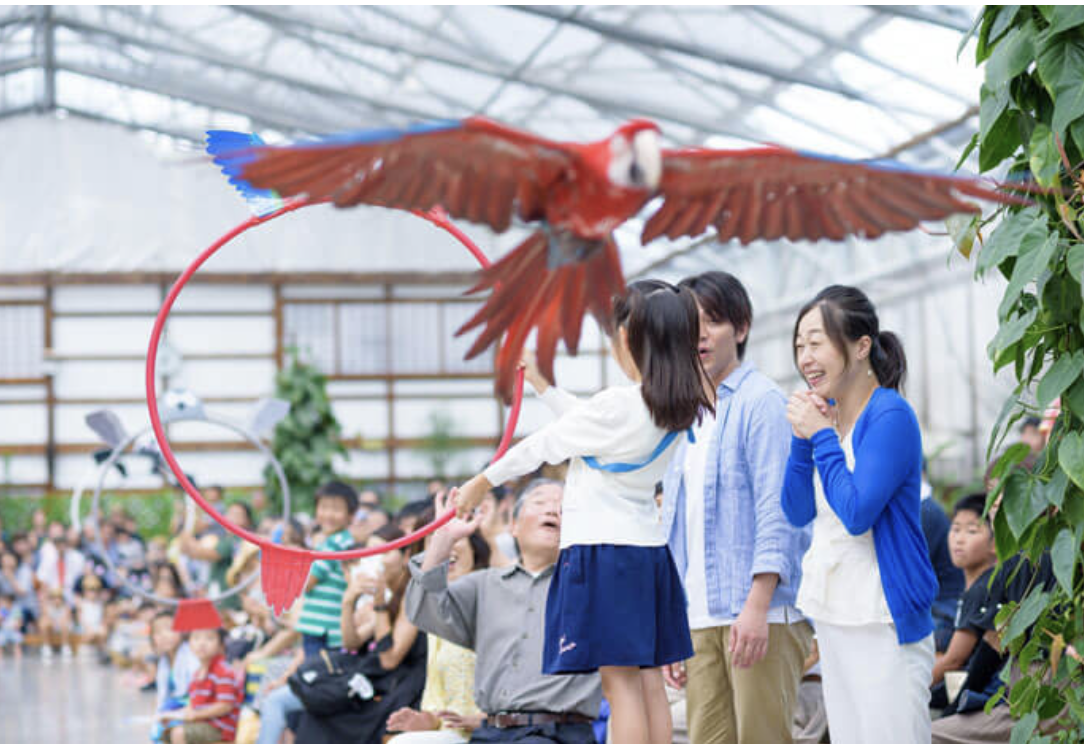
[782,285,936,744]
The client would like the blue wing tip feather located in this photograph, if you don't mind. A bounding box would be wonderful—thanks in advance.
[204,119,465,214]
[205,130,282,216]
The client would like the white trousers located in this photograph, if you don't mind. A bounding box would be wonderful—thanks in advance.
[816,620,934,744]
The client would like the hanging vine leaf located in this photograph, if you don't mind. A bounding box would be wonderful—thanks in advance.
[975,4,1084,736]
[1036,350,1084,408]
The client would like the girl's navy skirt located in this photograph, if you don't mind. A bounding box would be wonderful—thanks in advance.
[542,543,693,674]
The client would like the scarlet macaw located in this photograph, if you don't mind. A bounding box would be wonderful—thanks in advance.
[209,118,1025,400]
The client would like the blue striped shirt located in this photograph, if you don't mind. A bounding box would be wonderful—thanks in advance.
[662,362,811,620]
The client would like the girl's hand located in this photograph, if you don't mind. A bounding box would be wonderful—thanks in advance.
[787,391,834,439]
[519,350,550,395]
[452,477,491,520]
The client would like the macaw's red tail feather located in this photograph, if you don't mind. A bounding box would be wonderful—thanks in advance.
[457,231,626,402]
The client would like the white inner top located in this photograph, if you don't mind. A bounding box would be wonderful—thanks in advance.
[796,431,892,625]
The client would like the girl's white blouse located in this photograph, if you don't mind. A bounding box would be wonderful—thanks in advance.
[484,384,678,549]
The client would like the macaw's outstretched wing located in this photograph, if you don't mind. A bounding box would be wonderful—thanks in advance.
[642,146,1032,245]
[220,117,575,234]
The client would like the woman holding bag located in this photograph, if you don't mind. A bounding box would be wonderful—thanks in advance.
[293,523,429,744]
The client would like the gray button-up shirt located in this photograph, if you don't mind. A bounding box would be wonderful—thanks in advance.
[405,555,601,718]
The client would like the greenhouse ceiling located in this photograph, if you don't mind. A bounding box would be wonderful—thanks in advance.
[0,4,987,288]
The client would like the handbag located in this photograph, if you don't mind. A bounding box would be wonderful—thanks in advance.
[287,637,404,717]
[288,648,376,717]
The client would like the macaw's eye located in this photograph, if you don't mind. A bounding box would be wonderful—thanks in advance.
[629,162,643,184]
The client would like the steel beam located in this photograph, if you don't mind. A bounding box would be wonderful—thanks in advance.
[514,5,882,105]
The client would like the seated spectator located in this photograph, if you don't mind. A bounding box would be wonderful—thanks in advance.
[36,521,87,604]
[39,587,74,660]
[920,470,964,652]
[158,627,242,743]
[397,499,434,533]
[114,526,147,572]
[1019,416,1045,455]
[387,529,492,742]
[0,592,23,659]
[931,494,998,692]
[406,481,603,744]
[180,502,254,611]
[931,548,1060,742]
[0,549,37,631]
[255,480,358,744]
[152,561,187,602]
[149,610,201,742]
[352,489,392,546]
[294,522,429,743]
[75,572,108,655]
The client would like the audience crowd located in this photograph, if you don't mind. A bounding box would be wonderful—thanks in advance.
[0,276,1066,744]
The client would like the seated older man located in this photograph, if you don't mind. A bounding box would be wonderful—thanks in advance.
[406,479,601,744]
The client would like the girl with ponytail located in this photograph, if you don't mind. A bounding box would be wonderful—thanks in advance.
[454,280,713,744]
[781,285,937,744]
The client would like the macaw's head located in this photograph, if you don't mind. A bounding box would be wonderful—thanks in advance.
[608,119,662,191]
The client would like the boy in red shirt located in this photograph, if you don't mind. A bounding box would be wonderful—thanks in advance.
[158,627,241,743]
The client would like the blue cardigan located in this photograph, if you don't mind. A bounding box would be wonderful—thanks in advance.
[781,387,937,644]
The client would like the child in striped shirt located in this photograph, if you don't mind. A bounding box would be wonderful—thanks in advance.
[158,627,242,743]
[295,481,358,655]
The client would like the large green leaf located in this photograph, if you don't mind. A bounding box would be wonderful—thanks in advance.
[978,107,1023,172]
[1051,528,1078,594]
[1028,122,1062,186]
[1036,35,1084,135]
[1072,116,1084,160]
[986,22,1036,89]
[987,305,1040,361]
[977,208,1047,275]
[987,384,1027,460]
[1037,351,1084,408]
[989,6,1023,49]
[1059,431,1084,490]
[1003,589,1050,645]
[1068,243,1084,293]
[994,506,1019,560]
[1064,378,1084,422]
[1042,469,1068,509]
[1042,5,1084,37]
[1003,472,1050,538]
[998,232,1060,319]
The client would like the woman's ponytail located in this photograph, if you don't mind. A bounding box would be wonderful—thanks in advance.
[871,330,906,391]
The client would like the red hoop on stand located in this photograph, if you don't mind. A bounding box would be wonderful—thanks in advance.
[146,200,524,615]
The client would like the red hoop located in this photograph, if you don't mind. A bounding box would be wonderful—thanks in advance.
[146,200,524,615]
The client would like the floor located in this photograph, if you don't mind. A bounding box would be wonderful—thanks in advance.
[0,652,158,743]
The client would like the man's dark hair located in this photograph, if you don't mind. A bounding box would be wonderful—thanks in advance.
[314,480,359,514]
[953,493,991,527]
[679,271,753,360]
[1021,416,1042,430]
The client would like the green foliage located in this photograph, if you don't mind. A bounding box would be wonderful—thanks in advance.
[263,348,347,516]
[973,5,1084,738]
[418,409,462,480]
[0,490,176,538]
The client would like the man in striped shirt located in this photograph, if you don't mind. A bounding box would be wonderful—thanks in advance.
[158,627,242,743]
